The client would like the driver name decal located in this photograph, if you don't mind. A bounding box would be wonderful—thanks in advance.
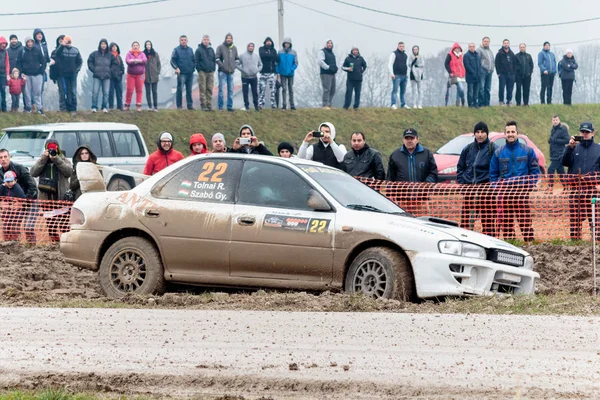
[263,214,329,233]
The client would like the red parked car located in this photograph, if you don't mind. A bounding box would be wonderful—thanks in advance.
[434,132,547,183]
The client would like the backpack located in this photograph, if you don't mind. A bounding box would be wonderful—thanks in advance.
[465,141,495,159]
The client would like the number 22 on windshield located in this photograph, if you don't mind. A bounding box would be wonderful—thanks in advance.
[198,162,228,182]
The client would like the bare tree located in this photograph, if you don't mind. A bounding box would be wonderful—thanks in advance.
[360,54,391,108]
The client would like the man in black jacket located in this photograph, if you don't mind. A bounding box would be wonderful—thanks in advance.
[548,115,570,180]
[258,37,278,110]
[341,132,384,179]
[318,39,337,109]
[342,47,367,110]
[50,35,66,112]
[7,35,22,76]
[55,35,83,115]
[562,122,600,240]
[387,129,437,183]
[21,37,45,114]
[171,35,195,110]
[195,35,216,112]
[87,38,116,113]
[515,43,534,106]
[495,39,516,106]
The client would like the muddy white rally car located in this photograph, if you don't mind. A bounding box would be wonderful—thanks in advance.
[60,154,539,300]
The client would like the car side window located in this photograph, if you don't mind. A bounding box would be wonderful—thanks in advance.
[112,131,143,156]
[79,131,113,157]
[237,161,313,210]
[52,131,79,158]
[494,138,526,148]
[154,159,241,204]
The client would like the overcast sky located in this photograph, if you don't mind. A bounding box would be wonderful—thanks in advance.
[7,0,600,60]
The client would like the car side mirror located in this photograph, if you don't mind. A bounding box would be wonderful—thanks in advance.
[307,189,331,211]
[77,162,106,193]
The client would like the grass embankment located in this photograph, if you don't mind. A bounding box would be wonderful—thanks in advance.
[0,104,597,159]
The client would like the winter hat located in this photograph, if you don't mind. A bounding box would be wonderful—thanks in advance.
[24,37,33,45]
[4,171,16,182]
[566,49,573,54]
[277,142,294,155]
[473,121,489,134]
[212,133,226,145]
[9,34,17,41]
[543,41,550,47]
[160,132,174,142]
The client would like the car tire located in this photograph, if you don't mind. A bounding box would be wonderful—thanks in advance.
[107,178,132,191]
[344,247,416,301]
[99,237,166,298]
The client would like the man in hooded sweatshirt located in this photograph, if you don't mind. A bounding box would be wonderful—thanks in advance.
[495,39,517,106]
[215,33,239,111]
[318,39,338,109]
[237,43,262,112]
[108,42,125,111]
[444,42,466,107]
[0,37,10,112]
[298,122,347,169]
[342,47,367,110]
[258,37,278,109]
[88,38,116,113]
[55,35,83,115]
[21,37,45,114]
[33,29,49,104]
[189,133,209,157]
[144,132,185,175]
[232,125,273,155]
[195,35,216,111]
[170,35,195,110]
[276,37,297,110]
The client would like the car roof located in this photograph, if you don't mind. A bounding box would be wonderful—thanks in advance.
[197,153,327,167]
[2,122,141,132]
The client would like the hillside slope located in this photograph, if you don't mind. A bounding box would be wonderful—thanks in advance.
[0,105,596,159]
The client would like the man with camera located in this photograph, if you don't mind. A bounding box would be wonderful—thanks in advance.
[232,125,273,155]
[561,122,600,240]
[298,122,347,169]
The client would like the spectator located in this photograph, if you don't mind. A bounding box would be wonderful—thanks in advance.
[33,29,49,105]
[457,121,497,235]
[211,133,230,153]
[215,33,239,112]
[538,41,557,105]
[195,35,216,112]
[170,35,194,110]
[30,139,73,242]
[341,132,385,180]
[409,45,424,109]
[490,121,540,242]
[562,122,600,240]
[125,41,147,112]
[548,115,570,188]
[558,49,578,106]
[278,142,294,158]
[50,35,66,112]
[515,43,534,107]
[232,125,273,155]
[143,132,184,175]
[7,68,25,112]
[143,41,161,111]
[318,39,338,110]
[387,128,437,183]
[237,43,262,112]
[7,35,22,79]
[88,38,115,113]
[463,42,481,108]
[276,37,297,110]
[476,36,494,107]
[495,39,516,106]
[189,133,209,156]
[342,46,367,110]
[444,42,466,107]
[56,35,82,116]
[0,37,9,113]
[108,42,124,111]
[21,37,45,115]
[70,145,97,201]
[258,37,278,110]
[298,122,347,169]
[0,170,26,241]
[388,42,409,109]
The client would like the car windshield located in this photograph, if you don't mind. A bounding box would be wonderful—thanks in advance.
[435,135,474,155]
[0,131,48,157]
[299,165,406,215]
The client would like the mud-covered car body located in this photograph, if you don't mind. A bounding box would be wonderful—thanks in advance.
[61,154,538,299]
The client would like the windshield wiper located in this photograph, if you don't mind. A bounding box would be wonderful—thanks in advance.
[346,204,410,216]
[11,150,34,158]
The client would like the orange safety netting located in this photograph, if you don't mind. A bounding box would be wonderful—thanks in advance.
[0,198,71,244]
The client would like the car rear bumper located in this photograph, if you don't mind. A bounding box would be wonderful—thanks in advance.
[60,229,110,270]
[409,252,538,298]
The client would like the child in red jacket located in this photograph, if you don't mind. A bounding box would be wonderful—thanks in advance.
[7,68,26,112]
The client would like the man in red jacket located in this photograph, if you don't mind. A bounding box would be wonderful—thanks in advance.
[143,132,184,175]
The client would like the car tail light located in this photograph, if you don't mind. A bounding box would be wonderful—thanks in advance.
[70,207,85,226]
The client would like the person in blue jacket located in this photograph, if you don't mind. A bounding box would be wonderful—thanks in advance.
[276,37,297,110]
[170,35,195,110]
[537,41,557,104]
[463,43,482,108]
[490,120,540,242]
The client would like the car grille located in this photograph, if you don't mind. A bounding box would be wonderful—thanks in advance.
[488,249,525,267]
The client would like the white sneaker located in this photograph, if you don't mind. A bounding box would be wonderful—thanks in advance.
[102,108,108,113]
[418,105,423,109]
[391,104,398,110]
[91,108,97,113]
[402,105,411,109]
[240,107,248,111]
[413,104,417,109]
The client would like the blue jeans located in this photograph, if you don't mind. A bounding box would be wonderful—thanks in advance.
[391,75,407,107]
[218,72,234,110]
[478,71,493,106]
[467,81,479,107]
[176,73,194,109]
[498,73,515,104]
[92,78,110,109]
[109,77,123,110]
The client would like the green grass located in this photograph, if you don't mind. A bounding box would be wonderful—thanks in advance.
[0,104,595,159]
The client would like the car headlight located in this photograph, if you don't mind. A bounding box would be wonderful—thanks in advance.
[523,255,534,270]
[438,241,487,260]
[440,166,457,174]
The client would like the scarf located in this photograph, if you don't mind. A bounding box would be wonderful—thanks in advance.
[112,50,120,63]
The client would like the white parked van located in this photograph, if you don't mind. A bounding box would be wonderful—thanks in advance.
[0,122,150,191]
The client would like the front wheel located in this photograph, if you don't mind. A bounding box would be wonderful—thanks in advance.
[107,178,133,191]
[344,247,416,301]
[99,237,165,298]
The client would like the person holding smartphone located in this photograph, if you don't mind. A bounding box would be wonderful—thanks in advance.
[298,122,347,169]
[232,125,273,155]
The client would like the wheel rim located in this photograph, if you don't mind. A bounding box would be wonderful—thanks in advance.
[109,249,147,293]
[352,259,388,298]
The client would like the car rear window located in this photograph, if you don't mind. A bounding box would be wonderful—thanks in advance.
[436,136,473,155]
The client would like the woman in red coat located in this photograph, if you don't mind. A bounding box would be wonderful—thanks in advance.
[444,42,466,107]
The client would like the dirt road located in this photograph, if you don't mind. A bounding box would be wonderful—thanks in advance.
[1,308,599,399]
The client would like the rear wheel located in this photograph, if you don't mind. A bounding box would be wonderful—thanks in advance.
[344,247,416,301]
[99,237,165,298]
[107,178,132,191]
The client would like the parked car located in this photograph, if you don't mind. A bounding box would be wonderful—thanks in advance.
[0,122,150,191]
[435,132,547,183]
[61,154,538,301]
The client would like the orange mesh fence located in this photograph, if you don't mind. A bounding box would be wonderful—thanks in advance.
[361,174,600,242]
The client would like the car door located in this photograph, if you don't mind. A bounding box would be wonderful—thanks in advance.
[140,158,242,278]
[230,160,335,282]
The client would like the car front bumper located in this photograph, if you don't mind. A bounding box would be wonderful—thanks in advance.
[409,252,539,298]
[60,229,110,270]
